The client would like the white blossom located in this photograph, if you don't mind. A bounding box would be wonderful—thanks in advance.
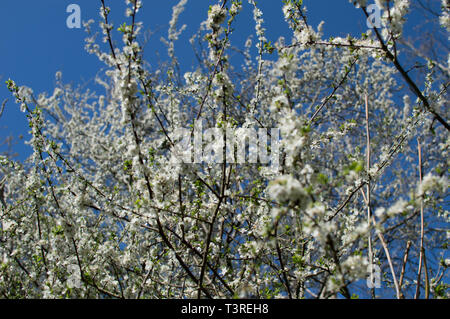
[418,173,448,196]
[207,4,226,29]
[267,175,309,206]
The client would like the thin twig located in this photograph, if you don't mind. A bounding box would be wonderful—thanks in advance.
[372,215,401,299]
[415,138,429,298]
[360,189,401,297]
[398,240,412,298]
[361,7,450,132]
[309,57,358,123]
[364,94,375,299]
[423,251,430,299]
[100,0,122,72]
[0,99,7,118]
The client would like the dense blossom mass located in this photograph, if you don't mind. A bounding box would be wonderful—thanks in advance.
[0,0,448,299]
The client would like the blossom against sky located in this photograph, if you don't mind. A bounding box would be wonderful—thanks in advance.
[0,1,437,158]
[0,1,369,157]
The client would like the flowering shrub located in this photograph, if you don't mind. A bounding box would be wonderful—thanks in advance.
[0,0,448,299]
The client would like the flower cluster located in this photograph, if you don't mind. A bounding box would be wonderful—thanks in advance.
[207,4,227,30]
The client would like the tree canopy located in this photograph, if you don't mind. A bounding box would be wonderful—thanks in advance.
[0,0,448,299]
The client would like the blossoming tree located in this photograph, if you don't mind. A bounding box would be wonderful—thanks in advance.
[0,0,448,299]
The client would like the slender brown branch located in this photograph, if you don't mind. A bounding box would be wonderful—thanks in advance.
[423,250,430,299]
[100,0,122,72]
[310,56,358,122]
[360,190,401,299]
[398,240,412,298]
[0,99,6,119]
[274,225,293,299]
[364,94,375,299]
[361,7,450,132]
[415,138,429,299]
[372,216,401,299]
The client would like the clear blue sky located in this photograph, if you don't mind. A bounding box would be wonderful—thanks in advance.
[0,0,423,158]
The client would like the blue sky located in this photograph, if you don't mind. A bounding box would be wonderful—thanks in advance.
[0,0,371,158]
